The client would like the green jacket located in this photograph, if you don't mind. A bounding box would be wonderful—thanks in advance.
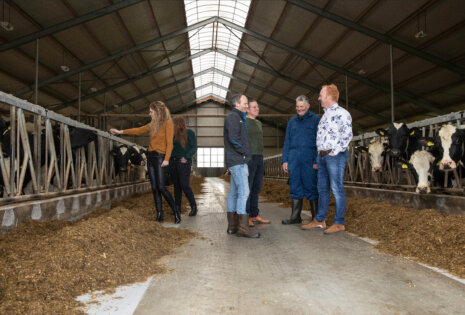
[171,129,197,159]
[246,117,264,155]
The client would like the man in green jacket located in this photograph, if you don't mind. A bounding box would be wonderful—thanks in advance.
[246,99,271,227]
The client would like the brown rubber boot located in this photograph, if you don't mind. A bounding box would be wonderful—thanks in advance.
[227,212,238,234]
[236,214,260,238]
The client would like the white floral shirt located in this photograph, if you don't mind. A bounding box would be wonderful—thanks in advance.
[316,103,353,155]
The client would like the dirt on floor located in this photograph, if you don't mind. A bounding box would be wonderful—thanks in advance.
[256,178,464,279]
[0,176,205,314]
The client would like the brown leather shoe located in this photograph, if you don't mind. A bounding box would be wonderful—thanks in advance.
[324,224,345,234]
[252,215,270,224]
[301,219,326,230]
[248,218,255,227]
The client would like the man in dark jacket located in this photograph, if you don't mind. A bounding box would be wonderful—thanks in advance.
[281,95,320,225]
[224,94,259,238]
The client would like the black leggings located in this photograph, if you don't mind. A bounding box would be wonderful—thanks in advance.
[169,158,197,209]
[146,151,176,215]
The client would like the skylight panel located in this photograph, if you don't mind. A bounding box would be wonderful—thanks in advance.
[184,0,251,100]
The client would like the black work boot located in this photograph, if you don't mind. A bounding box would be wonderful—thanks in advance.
[188,205,198,216]
[236,214,260,238]
[310,199,318,220]
[282,199,303,224]
[174,205,181,224]
[227,212,238,234]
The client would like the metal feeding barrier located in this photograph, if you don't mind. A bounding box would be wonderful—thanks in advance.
[0,91,147,204]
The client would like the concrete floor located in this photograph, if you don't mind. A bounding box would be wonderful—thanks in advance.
[134,177,465,315]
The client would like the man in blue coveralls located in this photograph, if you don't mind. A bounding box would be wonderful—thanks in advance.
[281,95,320,225]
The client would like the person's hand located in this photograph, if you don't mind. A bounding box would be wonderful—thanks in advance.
[329,151,336,156]
[109,128,122,135]
[180,157,187,163]
[161,160,169,167]
[282,162,288,173]
[313,163,318,170]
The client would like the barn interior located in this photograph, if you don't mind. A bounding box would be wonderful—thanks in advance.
[0,0,464,314]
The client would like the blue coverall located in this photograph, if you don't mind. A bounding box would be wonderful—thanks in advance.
[281,110,320,200]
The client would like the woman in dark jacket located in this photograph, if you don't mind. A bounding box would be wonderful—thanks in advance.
[170,116,198,216]
[109,101,180,223]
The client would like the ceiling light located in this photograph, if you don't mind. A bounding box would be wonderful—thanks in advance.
[89,87,98,93]
[358,69,366,75]
[0,21,13,31]
[60,65,70,72]
[414,30,427,39]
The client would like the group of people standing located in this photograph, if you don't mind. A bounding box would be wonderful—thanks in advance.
[224,84,353,238]
[108,83,352,236]
[110,101,198,224]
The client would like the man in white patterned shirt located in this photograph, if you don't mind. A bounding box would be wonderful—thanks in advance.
[302,84,352,233]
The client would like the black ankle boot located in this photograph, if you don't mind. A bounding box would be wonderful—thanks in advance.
[156,211,164,222]
[174,206,181,224]
[282,199,302,224]
[188,205,198,216]
[310,199,318,220]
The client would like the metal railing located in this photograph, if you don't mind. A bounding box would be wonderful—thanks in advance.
[0,91,146,202]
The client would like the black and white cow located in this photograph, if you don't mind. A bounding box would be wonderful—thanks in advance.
[111,145,130,175]
[377,123,440,192]
[356,138,389,173]
[376,123,423,159]
[431,124,465,171]
[129,146,147,180]
[398,150,436,193]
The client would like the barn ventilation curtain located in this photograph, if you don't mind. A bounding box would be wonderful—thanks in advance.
[184,0,251,99]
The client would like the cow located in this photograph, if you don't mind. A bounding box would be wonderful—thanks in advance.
[356,138,389,173]
[111,145,130,176]
[398,150,436,193]
[129,146,147,180]
[432,124,465,171]
[376,123,423,159]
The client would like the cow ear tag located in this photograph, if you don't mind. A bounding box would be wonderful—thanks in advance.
[410,130,415,136]
[379,131,384,136]
[7,126,11,130]
[427,141,434,147]
[401,163,408,169]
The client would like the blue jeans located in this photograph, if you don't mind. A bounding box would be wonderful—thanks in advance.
[316,151,349,225]
[227,164,250,215]
[246,155,264,218]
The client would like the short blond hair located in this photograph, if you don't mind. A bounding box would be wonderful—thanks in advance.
[322,84,339,102]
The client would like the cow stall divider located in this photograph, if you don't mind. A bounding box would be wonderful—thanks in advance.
[0,91,151,232]
[263,110,465,215]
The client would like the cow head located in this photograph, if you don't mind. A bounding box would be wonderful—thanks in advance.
[367,140,388,173]
[111,145,129,174]
[128,146,144,166]
[398,150,435,194]
[431,124,465,170]
[377,124,424,158]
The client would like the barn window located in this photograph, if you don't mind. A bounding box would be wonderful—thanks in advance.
[197,147,224,168]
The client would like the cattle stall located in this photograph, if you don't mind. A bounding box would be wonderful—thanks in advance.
[264,111,465,215]
[0,92,150,232]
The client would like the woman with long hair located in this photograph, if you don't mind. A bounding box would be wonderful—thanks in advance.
[109,101,180,224]
[170,116,198,216]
